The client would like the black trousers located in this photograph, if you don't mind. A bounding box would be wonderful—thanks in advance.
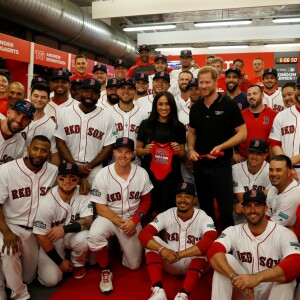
[194,159,234,230]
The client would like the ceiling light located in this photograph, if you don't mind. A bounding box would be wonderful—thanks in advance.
[272,18,300,24]
[155,47,194,52]
[123,24,176,32]
[194,20,252,27]
[264,43,300,47]
[208,45,249,49]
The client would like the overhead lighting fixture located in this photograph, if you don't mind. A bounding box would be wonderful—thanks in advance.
[264,43,300,47]
[123,24,176,32]
[194,20,252,27]
[155,47,194,52]
[272,17,300,24]
[208,45,249,49]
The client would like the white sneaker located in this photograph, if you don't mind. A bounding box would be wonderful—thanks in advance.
[99,269,113,293]
[174,292,188,300]
[148,286,167,300]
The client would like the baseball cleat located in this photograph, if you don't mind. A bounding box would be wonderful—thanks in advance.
[99,269,113,293]
[148,286,167,300]
[73,266,86,279]
[174,292,188,300]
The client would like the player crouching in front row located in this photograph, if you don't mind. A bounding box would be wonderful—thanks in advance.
[207,189,300,300]
[33,163,94,286]
[138,182,218,300]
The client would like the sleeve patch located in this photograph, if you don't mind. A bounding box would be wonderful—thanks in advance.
[207,224,216,229]
[33,220,46,229]
[218,232,226,238]
[233,181,238,187]
[90,189,101,197]
[278,212,289,220]
[290,242,300,249]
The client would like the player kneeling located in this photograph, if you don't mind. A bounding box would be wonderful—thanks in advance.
[138,182,217,300]
[33,163,93,286]
[87,137,153,294]
[207,189,300,300]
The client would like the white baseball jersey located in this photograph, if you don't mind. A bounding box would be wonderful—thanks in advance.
[98,90,107,105]
[150,208,215,251]
[215,221,300,274]
[135,94,154,115]
[97,99,113,110]
[170,67,199,80]
[269,106,300,158]
[178,106,190,133]
[266,179,300,226]
[44,96,79,123]
[20,114,57,153]
[90,163,153,219]
[107,104,148,142]
[54,103,116,164]
[33,186,93,235]
[174,93,190,109]
[232,161,272,194]
[0,113,5,120]
[0,132,25,165]
[263,90,285,112]
[0,158,57,227]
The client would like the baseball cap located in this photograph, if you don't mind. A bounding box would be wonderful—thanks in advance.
[58,162,79,176]
[180,49,192,58]
[138,44,151,52]
[186,78,198,91]
[153,71,170,83]
[71,79,83,87]
[31,77,47,87]
[93,63,107,74]
[225,67,241,78]
[296,74,300,87]
[117,78,136,88]
[12,99,36,120]
[176,182,196,196]
[263,68,278,78]
[114,59,129,69]
[52,69,70,82]
[81,78,101,92]
[241,189,266,205]
[106,78,120,88]
[134,72,149,83]
[248,139,268,154]
[154,54,167,63]
[114,137,135,151]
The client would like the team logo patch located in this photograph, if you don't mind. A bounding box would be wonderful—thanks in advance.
[207,224,215,229]
[278,212,288,220]
[90,79,95,85]
[33,220,46,229]
[153,217,159,223]
[263,116,269,125]
[218,232,226,238]
[233,181,238,187]
[123,137,128,144]
[90,189,101,197]
[250,189,257,198]
[66,163,73,170]
[290,242,300,248]
[215,111,224,115]
[181,182,187,190]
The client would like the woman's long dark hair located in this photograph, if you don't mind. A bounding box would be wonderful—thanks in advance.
[147,91,181,132]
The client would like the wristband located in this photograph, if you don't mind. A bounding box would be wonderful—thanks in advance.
[229,273,239,280]
[46,248,63,266]
[63,222,81,233]
[158,246,166,255]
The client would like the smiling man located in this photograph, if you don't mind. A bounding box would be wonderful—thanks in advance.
[70,54,93,81]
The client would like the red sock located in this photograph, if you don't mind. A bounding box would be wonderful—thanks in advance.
[182,258,207,293]
[92,246,109,269]
[146,252,163,286]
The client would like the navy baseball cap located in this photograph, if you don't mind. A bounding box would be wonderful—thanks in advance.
[225,67,241,78]
[106,78,120,88]
[176,182,196,196]
[296,74,300,87]
[138,44,151,52]
[180,49,192,58]
[114,59,129,69]
[154,54,167,63]
[31,77,47,87]
[58,162,79,176]
[12,99,36,120]
[263,68,278,78]
[117,78,136,88]
[186,78,198,91]
[242,189,266,205]
[153,71,170,83]
[134,72,149,83]
[114,137,135,151]
[248,139,268,154]
[52,69,70,82]
[93,63,107,74]
[71,79,83,87]
[81,78,101,92]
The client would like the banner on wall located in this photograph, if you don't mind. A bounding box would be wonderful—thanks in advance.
[0,33,30,63]
[34,44,69,68]
[274,52,298,87]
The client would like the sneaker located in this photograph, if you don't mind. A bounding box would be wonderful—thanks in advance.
[73,266,86,279]
[148,286,167,300]
[174,292,188,300]
[99,269,113,293]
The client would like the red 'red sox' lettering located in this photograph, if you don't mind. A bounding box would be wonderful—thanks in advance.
[107,192,122,202]
[281,125,295,136]
[129,191,141,199]
[11,187,50,199]
[64,125,80,135]
[237,251,280,268]
[87,128,105,140]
